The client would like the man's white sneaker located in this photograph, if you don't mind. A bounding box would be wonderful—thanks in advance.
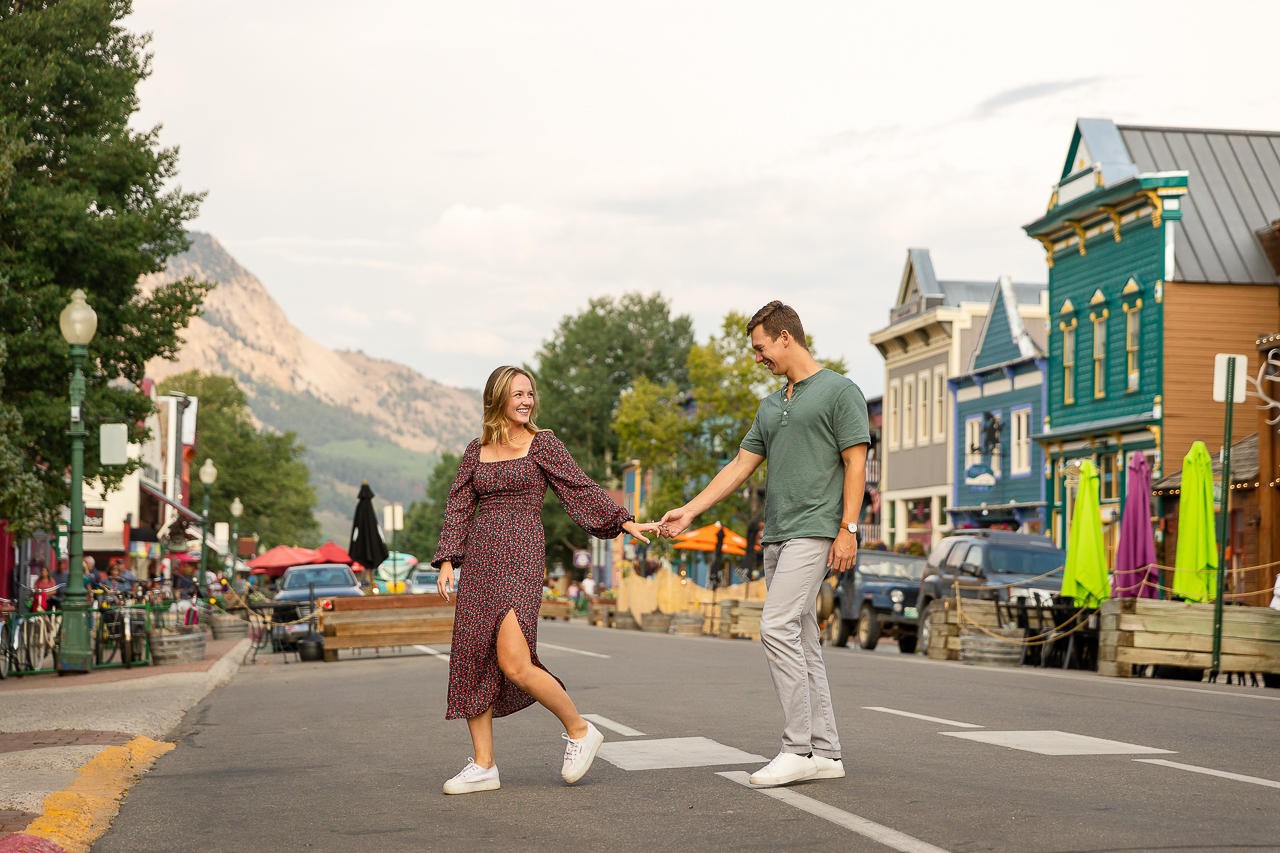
[812,756,845,779]
[561,721,604,784]
[443,759,500,795]
[748,752,818,786]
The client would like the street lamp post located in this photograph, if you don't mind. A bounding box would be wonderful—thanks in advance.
[58,289,98,674]
[230,497,243,588]
[198,458,217,601]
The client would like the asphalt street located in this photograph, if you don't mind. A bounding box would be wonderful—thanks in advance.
[95,622,1279,853]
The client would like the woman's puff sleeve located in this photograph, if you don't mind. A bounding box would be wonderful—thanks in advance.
[430,439,482,568]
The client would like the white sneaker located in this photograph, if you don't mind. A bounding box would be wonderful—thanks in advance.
[561,721,604,784]
[748,752,818,786]
[443,759,500,794]
[813,756,845,779]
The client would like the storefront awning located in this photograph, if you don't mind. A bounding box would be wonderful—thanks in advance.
[140,482,201,521]
[1036,411,1157,445]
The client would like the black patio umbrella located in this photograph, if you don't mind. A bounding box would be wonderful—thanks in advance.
[348,481,389,573]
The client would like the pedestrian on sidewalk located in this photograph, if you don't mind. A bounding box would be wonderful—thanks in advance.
[660,301,869,788]
[433,365,661,795]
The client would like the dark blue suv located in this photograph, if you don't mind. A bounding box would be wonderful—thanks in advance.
[826,551,928,652]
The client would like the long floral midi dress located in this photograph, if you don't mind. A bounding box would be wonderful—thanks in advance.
[432,430,632,720]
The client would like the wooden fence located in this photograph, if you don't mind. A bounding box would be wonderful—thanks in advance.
[1098,598,1280,678]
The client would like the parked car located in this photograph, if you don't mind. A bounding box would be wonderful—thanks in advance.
[273,563,364,644]
[916,530,1065,654]
[408,569,440,595]
[827,551,927,652]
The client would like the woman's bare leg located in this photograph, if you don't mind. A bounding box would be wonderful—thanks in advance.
[495,610,588,738]
[466,707,495,768]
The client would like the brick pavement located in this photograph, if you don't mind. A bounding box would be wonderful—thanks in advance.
[0,637,241,694]
[0,732,133,756]
[0,810,38,840]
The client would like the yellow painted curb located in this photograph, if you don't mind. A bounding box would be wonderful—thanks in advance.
[23,736,175,853]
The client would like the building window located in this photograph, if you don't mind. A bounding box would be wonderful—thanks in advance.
[887,381,900,450]
[917,370,931,445]
[933,366,946,441]
[1100,453,1120,502]
[1062,324,1076,405]
[1126,306,1140,391]
[985,411,1002,479]
[903,377,915,449]
[1011,407,1032,476]
[964,417,982,471]
[1093,313,1107,399]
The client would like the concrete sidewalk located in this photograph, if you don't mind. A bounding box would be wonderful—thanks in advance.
[0,636,251,852]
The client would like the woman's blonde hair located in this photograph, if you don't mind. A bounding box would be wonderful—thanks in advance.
[481,365,542,446]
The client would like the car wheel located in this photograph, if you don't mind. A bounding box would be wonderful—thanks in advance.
[897,633,918,654]
[918,600,934,653]
[857,604,880,650]
[826,613,850,647]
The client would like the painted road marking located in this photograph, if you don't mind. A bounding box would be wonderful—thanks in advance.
[940,730,1174,756]
[718,771,951,853]
[1135,758,1280,789]
[863,706,983,728]
[597,737,765,771]
[582,714,645,737]
[538,642,611,659]
[413,645,451,662]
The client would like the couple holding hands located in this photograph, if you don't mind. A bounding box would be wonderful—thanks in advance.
[433,301,870,795]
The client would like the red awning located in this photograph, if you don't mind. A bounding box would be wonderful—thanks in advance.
[246,545,320,578]
[314,541,355,566]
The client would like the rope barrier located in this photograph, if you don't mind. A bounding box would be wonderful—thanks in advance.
[952,594,1094,647]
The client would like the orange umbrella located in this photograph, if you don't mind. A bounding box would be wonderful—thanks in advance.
[673,522,748,556]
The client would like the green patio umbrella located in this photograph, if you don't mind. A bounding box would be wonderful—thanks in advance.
[1172,441,1217,603]
[1062,459,1109,607]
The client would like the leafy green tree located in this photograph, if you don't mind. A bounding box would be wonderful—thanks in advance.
[0,343,40,537]
[159,372,319,549]
[530,292,695,567]
[0,1,208,531]
[614,312,848,536]
[399,451,462,563]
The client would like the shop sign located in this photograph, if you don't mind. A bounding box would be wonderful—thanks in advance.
[965,464,995,492]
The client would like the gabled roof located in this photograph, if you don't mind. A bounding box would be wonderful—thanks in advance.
[970,276,1045,372]
[1062,118,1140,188]
[896,248,940,305]
[1117,123,1280,284]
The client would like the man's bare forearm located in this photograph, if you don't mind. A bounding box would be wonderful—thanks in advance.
[840,445,868,528]
[685,449,763,517]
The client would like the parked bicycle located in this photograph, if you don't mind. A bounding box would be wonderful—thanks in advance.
[0,590,63,678]
[91,589,148,668]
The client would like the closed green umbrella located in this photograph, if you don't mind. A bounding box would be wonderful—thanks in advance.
[1062,459,1109,607]
[1172,441,1217,603]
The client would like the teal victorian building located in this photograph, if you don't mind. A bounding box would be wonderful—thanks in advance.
[948,277,1048,532]
[1023,119,1280,556]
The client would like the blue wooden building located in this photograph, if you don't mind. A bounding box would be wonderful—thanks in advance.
[948,276,1049,531]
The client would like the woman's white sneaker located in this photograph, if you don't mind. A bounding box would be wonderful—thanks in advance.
[748,752,818,786]
[561,721,604,784]
[443,759,500,794]
[812,756,845,779]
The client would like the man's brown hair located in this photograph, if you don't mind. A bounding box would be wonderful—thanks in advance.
[746,300,807,348]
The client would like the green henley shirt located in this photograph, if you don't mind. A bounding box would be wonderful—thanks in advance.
[740,368,870,544]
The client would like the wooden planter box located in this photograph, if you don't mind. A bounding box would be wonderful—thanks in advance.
[320,593,454,662]
[1098,598,1280,678]
[925,599,1001,661]
[539,599,572,621]
[588,600,617,627]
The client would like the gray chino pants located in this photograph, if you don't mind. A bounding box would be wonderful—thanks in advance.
[761,537,841,759]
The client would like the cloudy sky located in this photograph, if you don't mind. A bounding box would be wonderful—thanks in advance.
[126,1,1280,396]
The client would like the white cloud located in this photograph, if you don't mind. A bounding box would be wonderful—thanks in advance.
[127,0,1280,397]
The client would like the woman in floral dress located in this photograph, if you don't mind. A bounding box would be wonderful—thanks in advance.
[434,365,660,794]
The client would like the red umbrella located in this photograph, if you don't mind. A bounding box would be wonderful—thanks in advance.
[313,540,357,568]
[246,545,319,579]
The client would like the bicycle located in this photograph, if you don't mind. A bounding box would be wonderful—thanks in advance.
[0,593,62,678]
[91,589,147,668]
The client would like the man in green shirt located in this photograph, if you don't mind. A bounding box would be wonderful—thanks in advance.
[661,301,869,787]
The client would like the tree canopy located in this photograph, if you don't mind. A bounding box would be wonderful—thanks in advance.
[0,0,207,531]
[614,312,848,536]
[530,292,694,567]
[159,372,319,550]
[398,451,462,564]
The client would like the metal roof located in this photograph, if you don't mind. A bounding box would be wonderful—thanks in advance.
[1117,124,1280,285]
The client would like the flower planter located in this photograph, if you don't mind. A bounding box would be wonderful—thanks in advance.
[539,600,572,621]
[640,611,672,633]
[670,611,705,636]
[148,626,207,665]
[613,610,640,630]
[209,612,250,640]
[588,600,617,627]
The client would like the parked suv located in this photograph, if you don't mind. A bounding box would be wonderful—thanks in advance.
[827,550,927,652]
[916,531,1065,654]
